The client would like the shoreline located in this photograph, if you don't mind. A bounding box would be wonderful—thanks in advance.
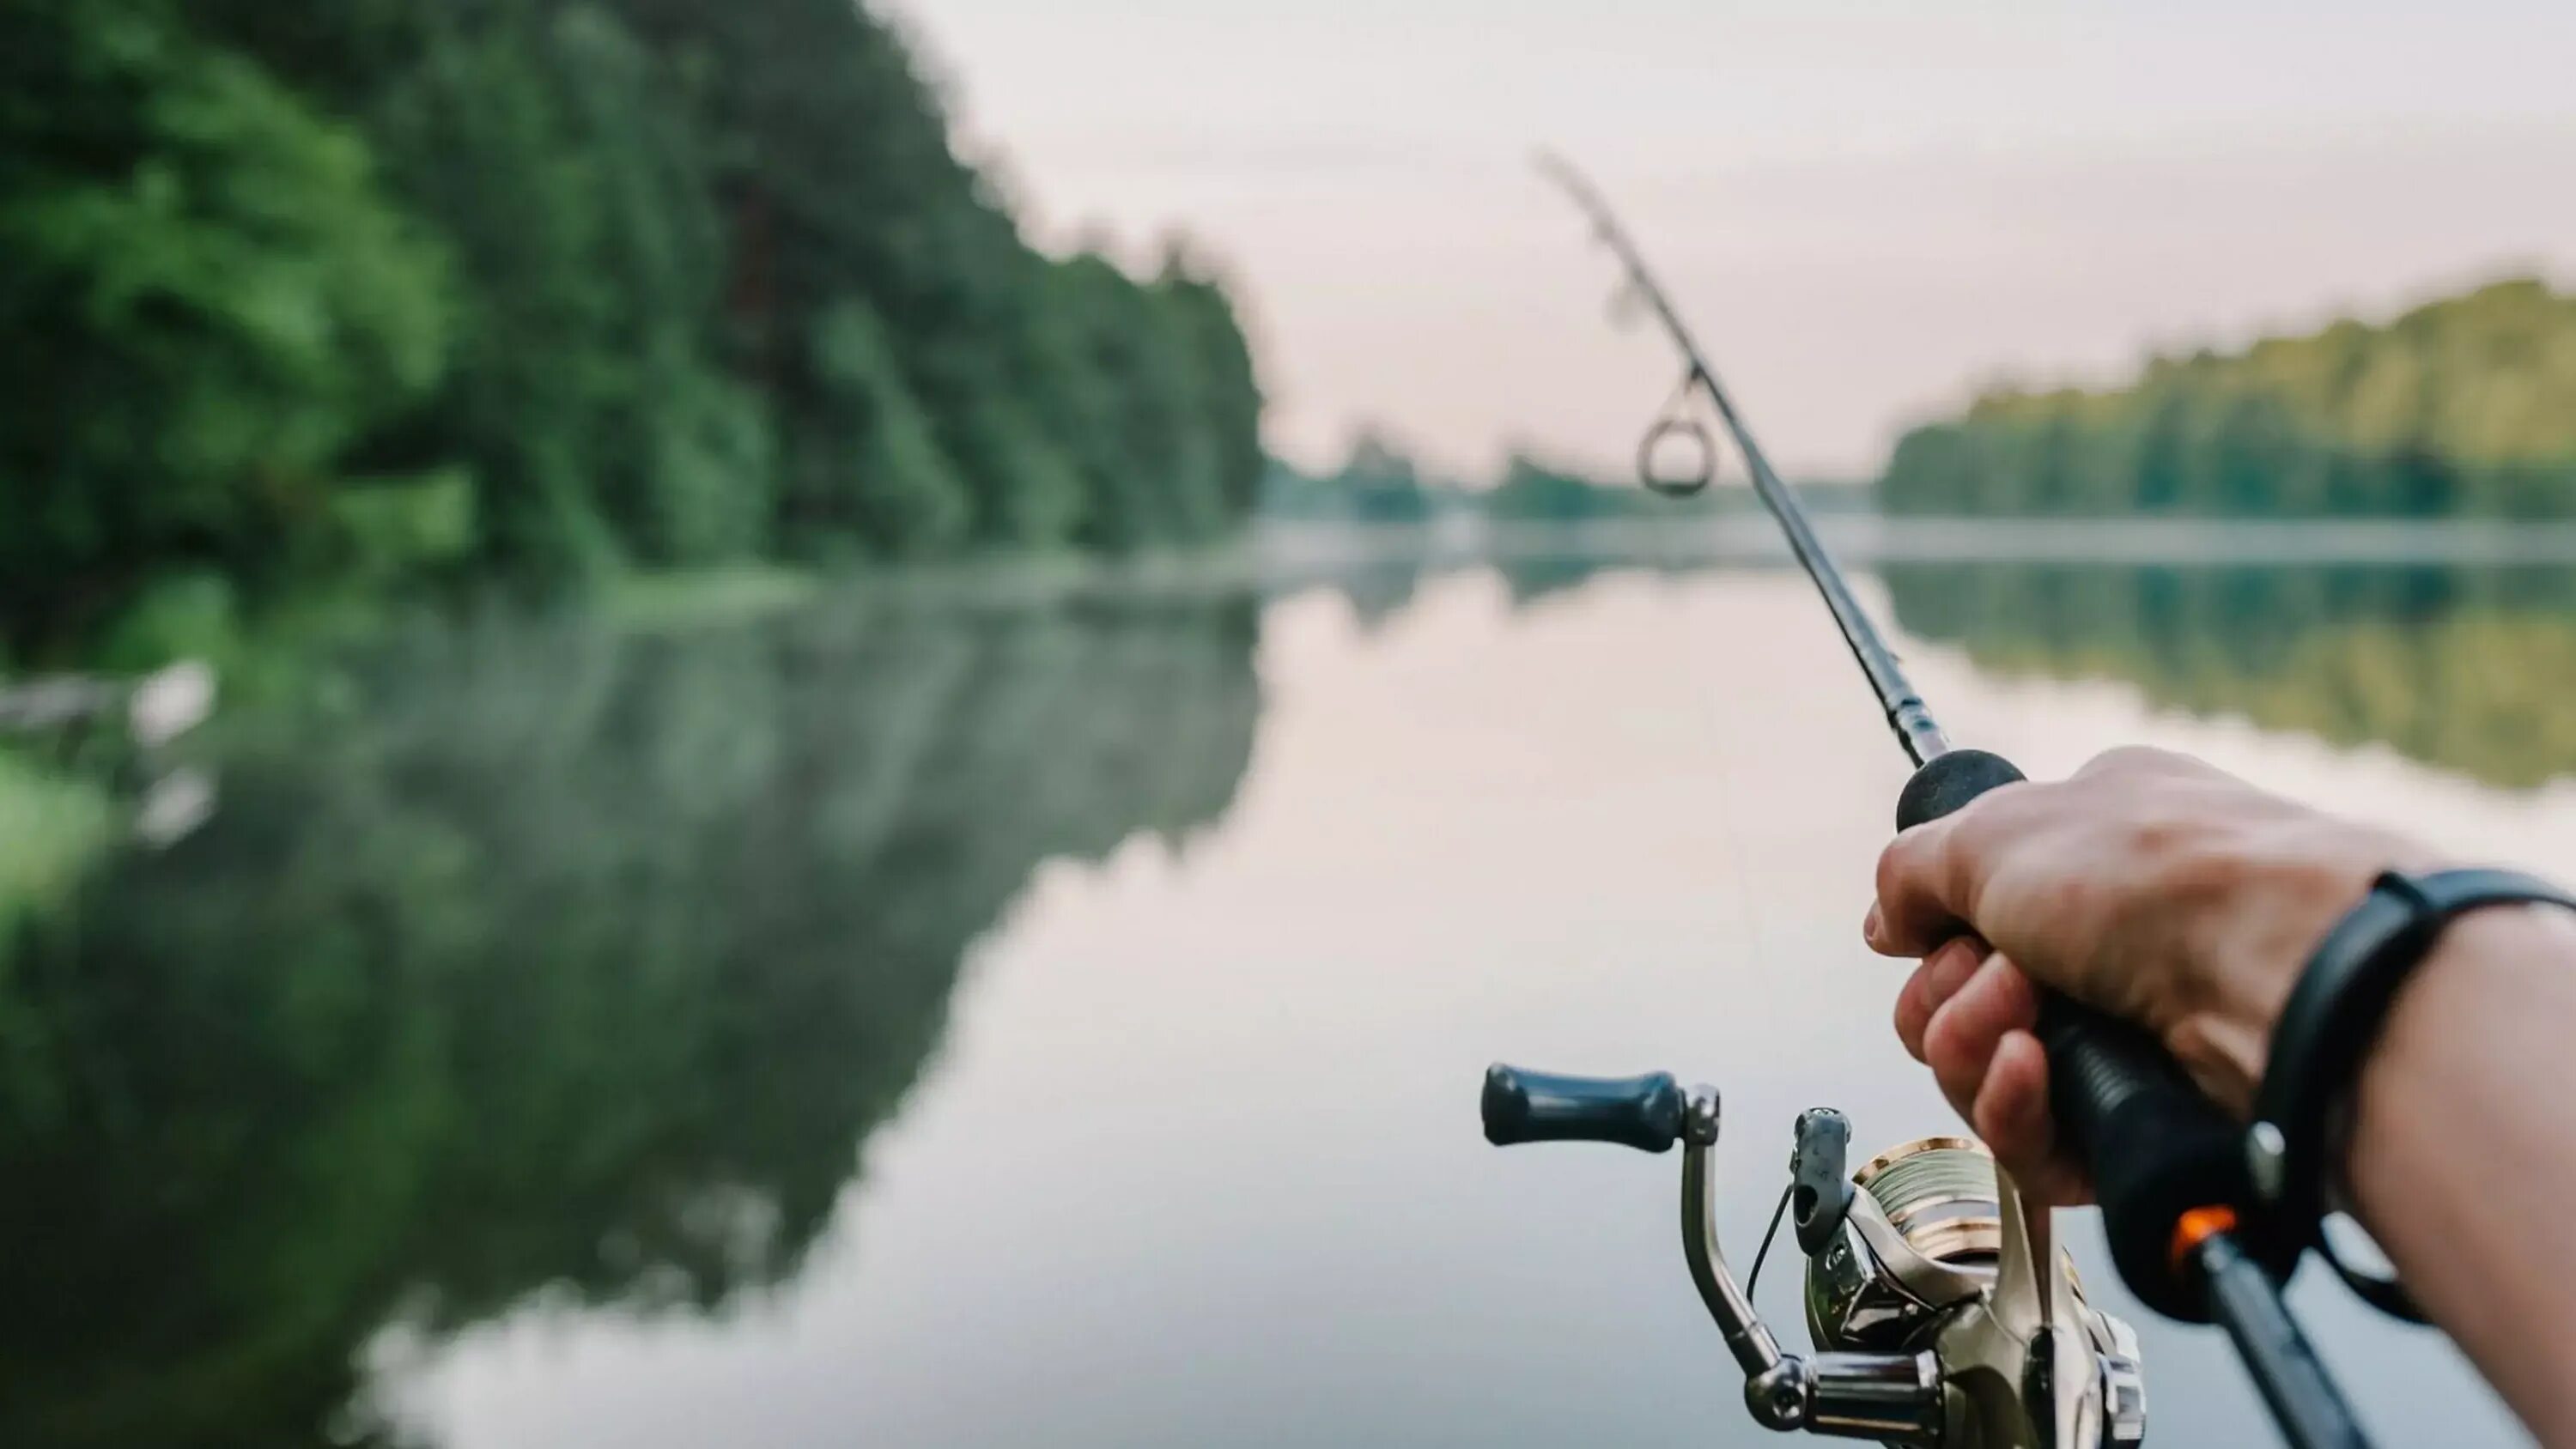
[1255,515,2576,571]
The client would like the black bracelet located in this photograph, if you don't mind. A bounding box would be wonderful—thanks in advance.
[2248,866,2576,1319]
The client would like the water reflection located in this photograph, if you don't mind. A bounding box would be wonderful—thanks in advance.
[0,593,1260,1448]
[1,553,2563,1449]
[1317,548,2576,790]
[1882,562,2576,789]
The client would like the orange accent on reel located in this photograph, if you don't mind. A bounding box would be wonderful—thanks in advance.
[2169,1203,2240,1273]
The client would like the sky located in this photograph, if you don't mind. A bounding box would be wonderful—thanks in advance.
[890,1,2576,480]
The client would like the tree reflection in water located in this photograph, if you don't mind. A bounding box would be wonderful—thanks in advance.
[0,591,1260,1447]
[3,554,2569,1447]
[1882,562,2576,790]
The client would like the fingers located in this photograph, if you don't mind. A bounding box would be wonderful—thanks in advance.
[1867,753,2220,960]
[1866,820,1955,957]
[1922,952,2038,1120]
[1888,944,2092,1205]
[1867,787,2027,957]
[1973,1029,2091,1206]
[1892,937,1985,1063]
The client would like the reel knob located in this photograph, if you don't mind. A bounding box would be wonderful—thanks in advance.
[1481,1064,1685,1152]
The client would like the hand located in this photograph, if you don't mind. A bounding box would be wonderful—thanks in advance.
[1864,747,2441,1203]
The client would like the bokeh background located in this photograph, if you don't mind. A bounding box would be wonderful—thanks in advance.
[3,3,2571,1446]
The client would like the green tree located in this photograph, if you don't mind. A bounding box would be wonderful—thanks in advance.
[782,300,971,558]
[1161,252,1269,521]
[1,0,1273,659]
[359,3,764,572]
[0,0,446,658]
[1880,279,2576,519]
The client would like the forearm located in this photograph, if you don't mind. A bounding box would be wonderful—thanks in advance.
[2347,904,2576,1443]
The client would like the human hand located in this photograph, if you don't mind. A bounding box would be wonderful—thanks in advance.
[1864,747,2442,1203]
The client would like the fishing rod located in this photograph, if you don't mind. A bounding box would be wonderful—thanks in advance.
[1475,156,2372,1449]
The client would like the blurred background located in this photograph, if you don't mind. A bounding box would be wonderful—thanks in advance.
[2,1,2571,1446]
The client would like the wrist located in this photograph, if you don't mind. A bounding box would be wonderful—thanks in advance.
[2351,902,2576,1172]
[2165,828,2451,1113]
[2235,867,2576,1326]
[2342,902,2576,1313]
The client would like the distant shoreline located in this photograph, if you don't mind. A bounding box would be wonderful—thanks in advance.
[1255,516,2576,568]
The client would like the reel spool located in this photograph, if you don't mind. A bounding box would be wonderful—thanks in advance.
[1808,1137,2004,1352]
[1860,1138,2006,1263]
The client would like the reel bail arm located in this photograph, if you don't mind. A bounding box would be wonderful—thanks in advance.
[1482,1064,2100,1446]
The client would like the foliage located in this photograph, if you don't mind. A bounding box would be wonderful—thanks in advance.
[1261,437,1874,524]
[0,0,1267,662]
[1880,279,2576,518]
[1486,452,1637,521]
[0,0,447,661]
[783,300,971,559]
[0,751,114,949]
[1263,432,1452,524]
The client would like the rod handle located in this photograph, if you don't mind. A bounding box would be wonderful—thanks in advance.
[1893,748,2026,828]
[1897,750,2251,1322]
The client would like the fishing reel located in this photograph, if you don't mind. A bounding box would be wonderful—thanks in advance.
[1482,1065,2146,1447]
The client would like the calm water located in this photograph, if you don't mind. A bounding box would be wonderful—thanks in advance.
[9,554,2573,1447]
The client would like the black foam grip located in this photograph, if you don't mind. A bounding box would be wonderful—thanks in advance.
[1896,751,2251,1322]
[1894,749,2026,831]
[2035,1000,2249,1321]
[1481,1064,1683,1152]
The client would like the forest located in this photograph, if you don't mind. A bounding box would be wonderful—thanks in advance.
[1879,278,2576,518]
[1261,433,1871,524]
[1,0,1265,666]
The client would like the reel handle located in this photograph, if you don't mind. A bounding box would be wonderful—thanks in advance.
[1897,749,2254,1322]
[1482,1064,1685,1152]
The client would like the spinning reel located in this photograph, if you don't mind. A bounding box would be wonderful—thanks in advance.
[1482,1066,2147,1446]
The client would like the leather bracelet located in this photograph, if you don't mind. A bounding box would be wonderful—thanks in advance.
[2248,866,2576,1319]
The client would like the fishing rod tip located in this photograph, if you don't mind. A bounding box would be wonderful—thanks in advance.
[1530,149,1595,192]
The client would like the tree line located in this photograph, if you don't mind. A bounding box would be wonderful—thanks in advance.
[1,0,1265,664]
[1262,432,1872,524]
[1880,278,2576,518]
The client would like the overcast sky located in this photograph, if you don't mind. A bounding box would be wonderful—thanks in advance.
[892,1,2576,479]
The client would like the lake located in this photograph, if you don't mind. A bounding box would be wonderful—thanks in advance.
[5,541,2567,1447]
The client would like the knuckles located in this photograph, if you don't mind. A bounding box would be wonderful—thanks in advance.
[2075,743,2192,781]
